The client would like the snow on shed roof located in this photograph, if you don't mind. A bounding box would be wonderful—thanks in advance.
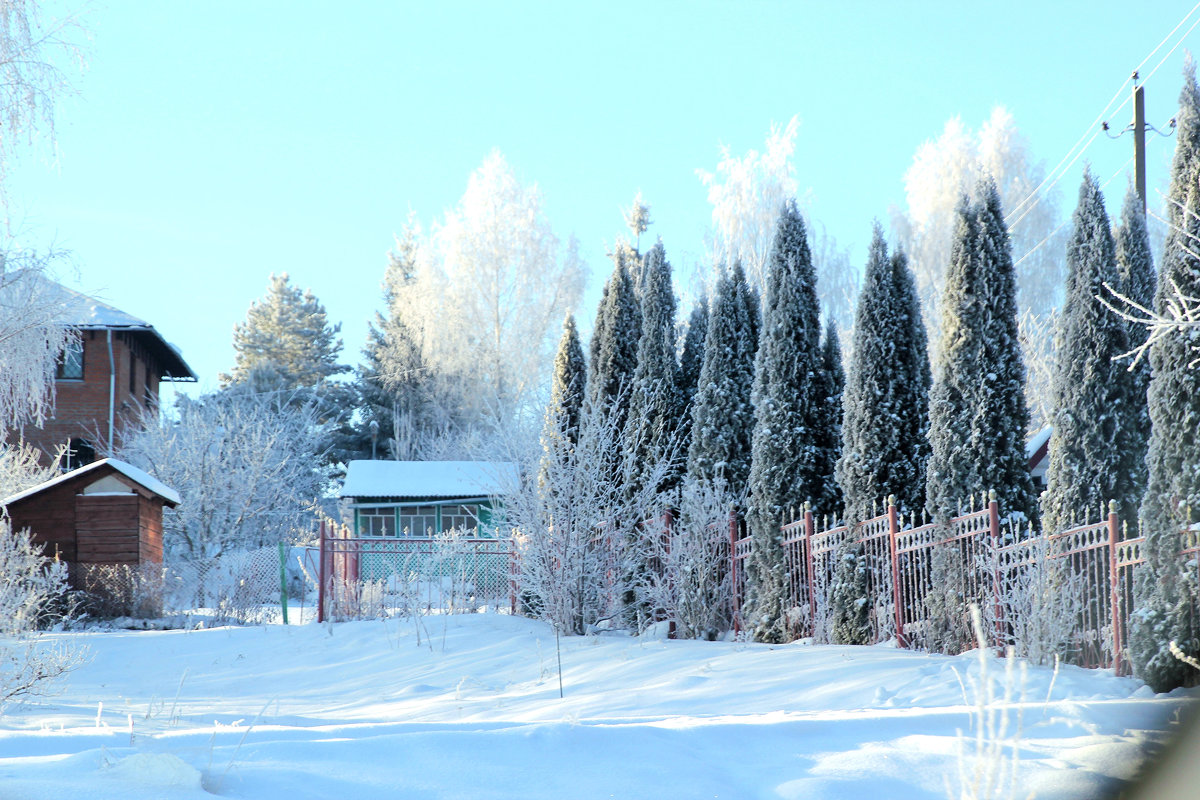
[340,460,519,499]
[1,458,182,507]
[1026,425,1052,463]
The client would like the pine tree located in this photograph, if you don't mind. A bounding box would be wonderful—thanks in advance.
[1131,59,1200,691]
[815,320,844,514]
[839,226,930,522]
[742,202,823,642]
[830,540,872,645]
[1113,183,1155,513]
[623,240,682,496]
[1041,171,1137,534]
[926,182,1034,521]
[686,261,757,499]
[222,272,347,391]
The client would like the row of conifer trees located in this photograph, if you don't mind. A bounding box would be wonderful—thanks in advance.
[536,67,1200,691]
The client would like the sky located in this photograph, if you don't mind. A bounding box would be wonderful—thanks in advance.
[10,1,1200,401]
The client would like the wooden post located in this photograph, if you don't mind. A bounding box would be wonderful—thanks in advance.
[988,490,1003,650]
[804,502,816,627]
[887,495,904,647]
[1108,500,1123,673]
[317,519,327,624]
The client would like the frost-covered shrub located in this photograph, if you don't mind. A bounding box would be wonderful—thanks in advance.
[0,520,84,711]
[994,534,1084,667]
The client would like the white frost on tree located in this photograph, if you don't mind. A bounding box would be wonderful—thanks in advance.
[891,107,1064,403]
[113,392,327,568]
[697,117,859,329]
[0,255,78,434]
[407,151,587,428]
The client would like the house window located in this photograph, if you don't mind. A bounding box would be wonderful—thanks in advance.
[399,505,437,537]
[56,337,84,380]
[359,507,395,538]
[441,504,479,534]
[64,438,95,470]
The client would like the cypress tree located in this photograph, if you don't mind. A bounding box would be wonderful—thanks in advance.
[623,239,682,496]
[839,225,931,522]
[1041,171,1136,534]
[742,202,824,642]
[686,261,757,499]
[1113,183,1155,513]
[1131,59,1200,690]
[815,320,845,514]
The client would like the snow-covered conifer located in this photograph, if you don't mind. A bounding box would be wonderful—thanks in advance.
[839,226,930,521]
[677,296,708,419]
[550,315,586,443]
[1041,171,1137,533]
[623,240,682,496]
[830,541,871,645]
[686,262,757,499]
[926,182,1034,521]
[1130,61,1200,690]
[1112,183,1155,508]
[742,202,823,642]
[222,273,347,391]
[587,252,641,421]
[815,320,845,514]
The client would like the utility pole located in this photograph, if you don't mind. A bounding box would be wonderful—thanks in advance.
[1134,81,1147,216]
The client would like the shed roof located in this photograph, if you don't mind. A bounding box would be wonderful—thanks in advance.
[1,458,182,507]
[340,460,519,499]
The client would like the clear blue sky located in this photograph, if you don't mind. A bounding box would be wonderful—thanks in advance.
[11,1,1198,400]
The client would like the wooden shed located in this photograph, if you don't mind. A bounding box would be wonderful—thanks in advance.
[2,458,180,581]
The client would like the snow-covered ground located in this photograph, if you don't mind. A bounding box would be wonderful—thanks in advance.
[0,614,1194,799]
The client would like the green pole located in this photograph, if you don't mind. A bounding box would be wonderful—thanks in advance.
[278,542,290,625]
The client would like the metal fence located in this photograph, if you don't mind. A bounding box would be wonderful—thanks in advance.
[729,494,1188,672]
[316,519,516,622]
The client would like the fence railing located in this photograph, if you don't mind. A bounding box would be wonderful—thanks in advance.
[731,494,1161,671]
[316,519,516,622]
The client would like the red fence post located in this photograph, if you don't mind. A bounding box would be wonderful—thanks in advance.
[317,519,327,624]
[988,490,1003,650]
[804,502,816,626]
[1108,500,1122,673]
[887,495,904,647]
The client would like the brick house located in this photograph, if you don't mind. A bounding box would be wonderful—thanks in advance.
[15,284,196,467]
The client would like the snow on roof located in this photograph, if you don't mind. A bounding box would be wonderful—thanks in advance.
[340,460,519,499]
[1,458,182,507]
[1026,425,1052,462]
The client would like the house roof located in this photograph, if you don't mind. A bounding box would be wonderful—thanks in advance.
[1027,425,1052,470]
[50,279,196,381]
[340,460,519,499]
[1,458,182,507]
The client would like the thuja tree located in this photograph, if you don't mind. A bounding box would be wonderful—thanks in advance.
[586,248,641,472]
[1131,59,1200,691]
[1112,184,1155,510]
[743,202,823,643]
[549,316,586,444]
[623,239,683,496]
[814,320,845,514]
[839,225,931,522]
[686,261,759,499]
[926,182,1035,521]
[1041,171,1140,534]
[677,296,708,428]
